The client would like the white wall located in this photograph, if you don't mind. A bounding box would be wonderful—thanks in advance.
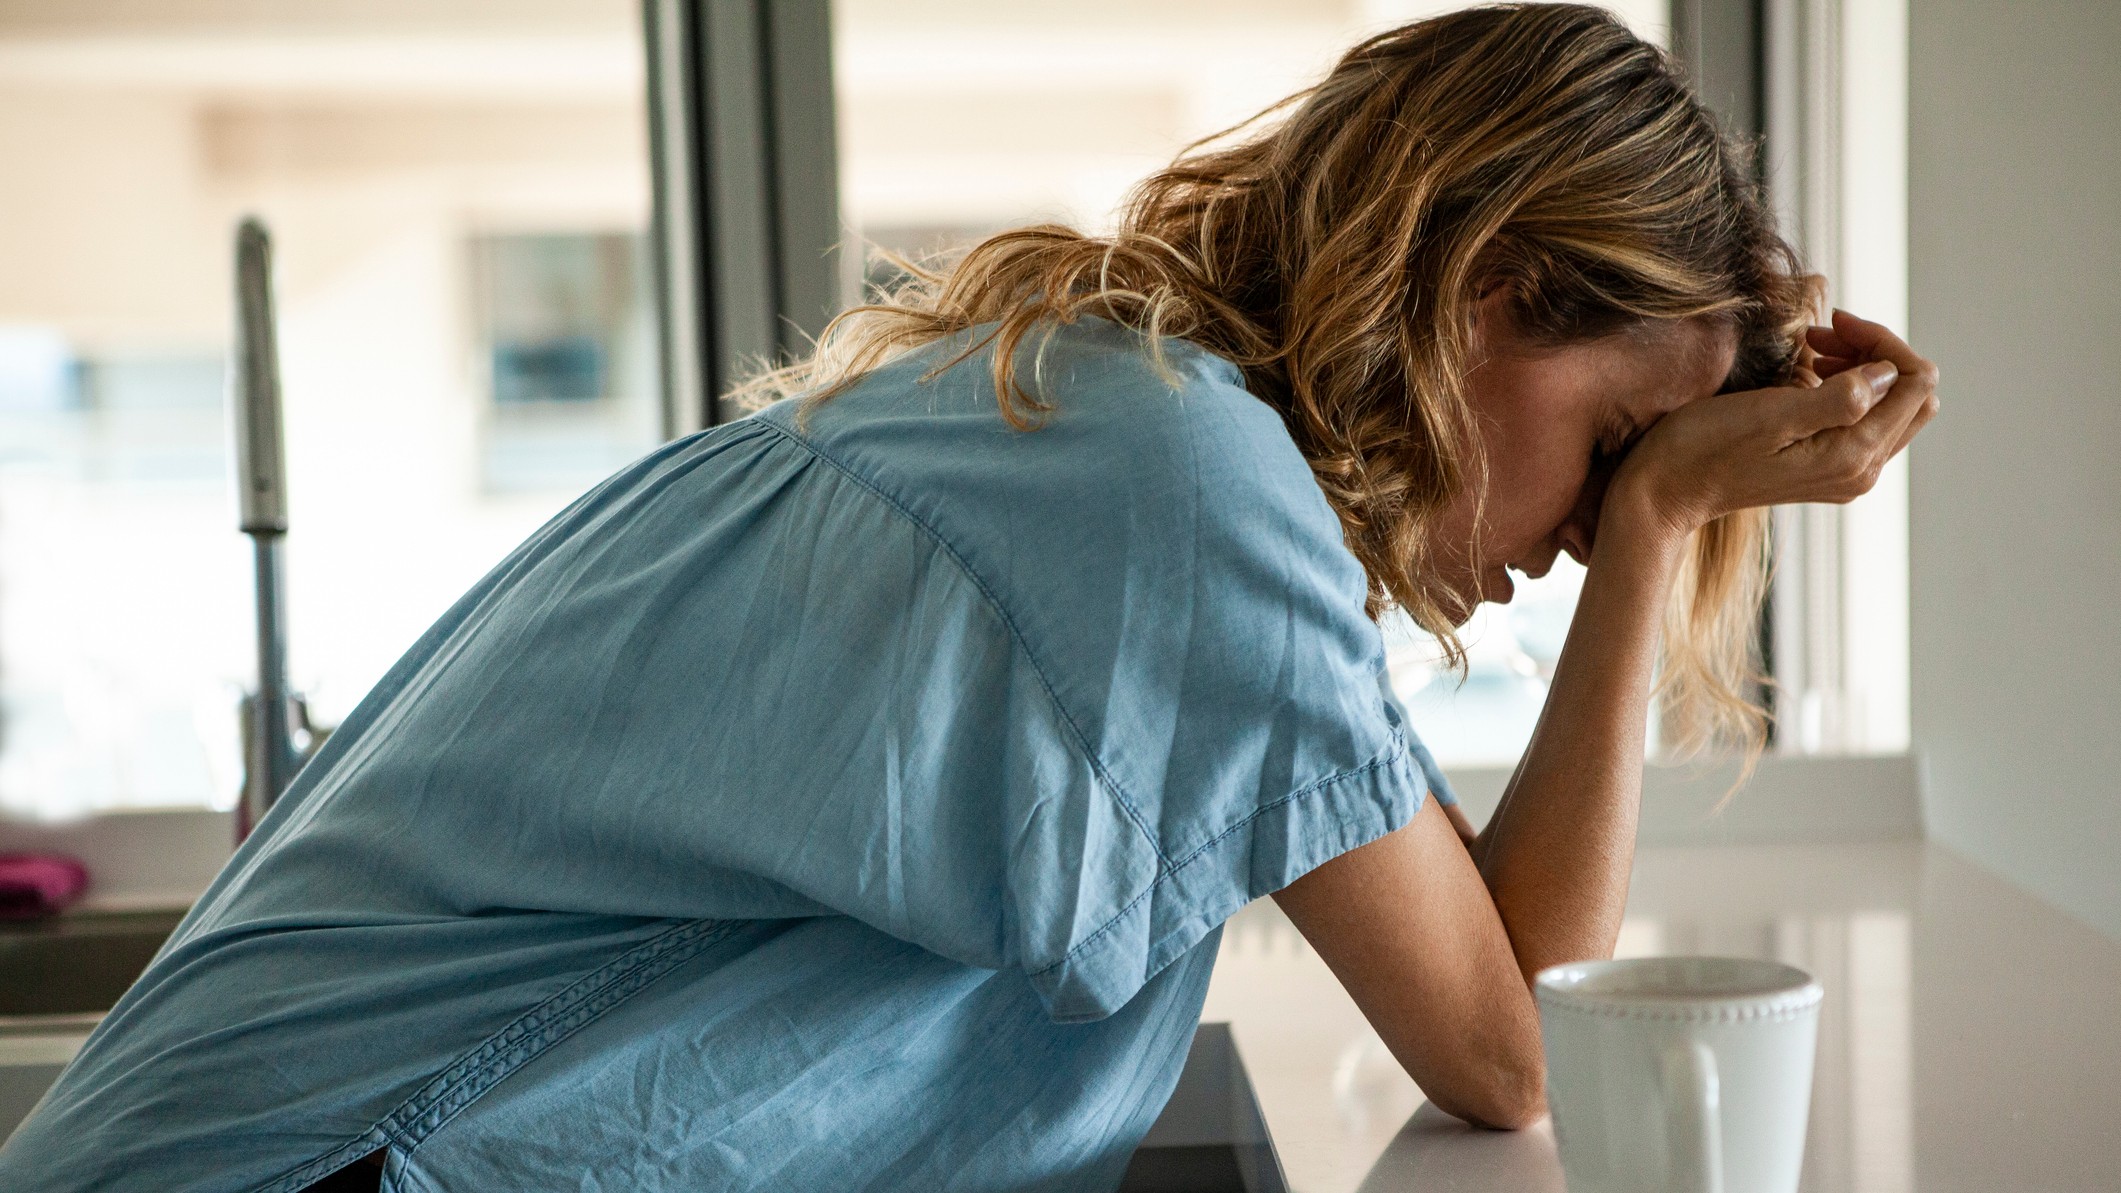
[1908,0,2121,940]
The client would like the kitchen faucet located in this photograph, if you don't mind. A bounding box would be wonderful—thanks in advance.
[231,218,325,842]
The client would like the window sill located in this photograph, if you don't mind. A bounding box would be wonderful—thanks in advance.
[1444,751,1924,847]
[0,807,231,913]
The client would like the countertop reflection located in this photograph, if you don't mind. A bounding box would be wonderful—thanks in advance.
[1200,841,2121,1192]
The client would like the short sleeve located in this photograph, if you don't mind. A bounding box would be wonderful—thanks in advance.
[783,320,1448,1021]
[1378,667,1459,807]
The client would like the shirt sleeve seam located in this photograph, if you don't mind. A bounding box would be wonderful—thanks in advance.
[1026,732,1422,981]
[753,414,1174,868]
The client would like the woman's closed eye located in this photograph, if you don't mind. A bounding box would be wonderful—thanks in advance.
[1565,414,1646,560]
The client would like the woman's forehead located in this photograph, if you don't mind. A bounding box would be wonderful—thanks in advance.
[1625,317,1740,415]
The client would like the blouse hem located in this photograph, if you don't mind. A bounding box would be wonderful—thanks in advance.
[1034,735,1431,1023]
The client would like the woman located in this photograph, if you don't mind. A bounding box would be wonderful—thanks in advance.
[1,6,1936,1190]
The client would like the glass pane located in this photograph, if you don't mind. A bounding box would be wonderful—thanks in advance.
[0,2,658,819]
[833,0,1668,768]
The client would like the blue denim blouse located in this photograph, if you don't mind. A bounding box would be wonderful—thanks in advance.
[0,318,1451,1192]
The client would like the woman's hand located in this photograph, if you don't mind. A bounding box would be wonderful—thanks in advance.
[1605,309,1941,541]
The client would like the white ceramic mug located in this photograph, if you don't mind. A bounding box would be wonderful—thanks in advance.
[1534,956,1823,1193]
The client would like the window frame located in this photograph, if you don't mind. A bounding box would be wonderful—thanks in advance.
[1679,0,1913,758]
[644,0,843,433]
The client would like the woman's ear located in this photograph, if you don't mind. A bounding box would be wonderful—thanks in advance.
[1471,278,1513,320]
[1468,282,1519,354]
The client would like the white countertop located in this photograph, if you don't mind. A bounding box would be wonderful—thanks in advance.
[1200,840,2121,1192]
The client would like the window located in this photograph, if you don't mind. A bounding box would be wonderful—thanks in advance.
[473,231,660,493]
[1763,0,1911,755]
[832,0,1670,769]
[0,3,659,820]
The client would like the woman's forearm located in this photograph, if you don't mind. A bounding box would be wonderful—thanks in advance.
[1471,501,1687,984]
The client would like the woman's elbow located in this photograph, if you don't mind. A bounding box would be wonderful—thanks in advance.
[1458,1090,1546,1132]
[1428,1046,1547,1131]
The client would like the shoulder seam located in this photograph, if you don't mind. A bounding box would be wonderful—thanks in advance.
[752,416,1174,868]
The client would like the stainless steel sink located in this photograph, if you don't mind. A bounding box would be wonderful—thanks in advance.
[0,909,184,1017]
[0,908,185,1140]
[1120,1023,1289,1193]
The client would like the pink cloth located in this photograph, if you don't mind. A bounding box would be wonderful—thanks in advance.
[0,853,90,919]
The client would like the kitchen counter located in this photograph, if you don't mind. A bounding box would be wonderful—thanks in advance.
[1201,840,2121,1192]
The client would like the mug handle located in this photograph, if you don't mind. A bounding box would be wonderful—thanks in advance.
[1662,1040,1724,1193]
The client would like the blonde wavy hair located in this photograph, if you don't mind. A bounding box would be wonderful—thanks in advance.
[738,4,1814,762]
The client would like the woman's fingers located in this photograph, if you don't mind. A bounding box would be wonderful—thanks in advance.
[1809,354,1860,380]
[1828,309,1931,378]
[1792,349,1939,501]
[1882,370,1943,458]
[1856,368,1931,465]
[1809,312,1935,379]
[1860,335,1941,448]
[1805,324,1861,358]
[1783,359,1897,437]
[1803,318,1878,381]
[1808,309,1941,448]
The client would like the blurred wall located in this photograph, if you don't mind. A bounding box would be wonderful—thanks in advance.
[1909,0,2121,940]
